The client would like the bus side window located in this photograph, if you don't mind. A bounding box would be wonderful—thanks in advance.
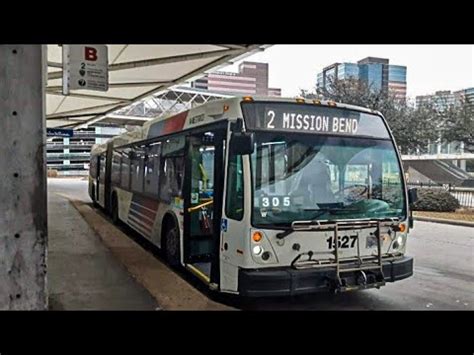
[160,156,184,202]
[131,147,145,193]
[174,156,185,197]
[160,137,185,203]
[90,156,97,179]
[144,143,161,196]
[111,150,121,185]
[121,149,130,190]
[99,155,106,183]
[225,152,244,220]
[160,158,170,202]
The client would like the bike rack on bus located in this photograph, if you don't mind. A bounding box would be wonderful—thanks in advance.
[290,219,400,293]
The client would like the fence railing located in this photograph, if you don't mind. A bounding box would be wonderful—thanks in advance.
[407,182,474,208]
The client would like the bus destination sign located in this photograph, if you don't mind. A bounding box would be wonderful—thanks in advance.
[242,102,390,138]
[264,108,359,134]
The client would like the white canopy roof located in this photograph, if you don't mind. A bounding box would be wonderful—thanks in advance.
[46,44,269,128]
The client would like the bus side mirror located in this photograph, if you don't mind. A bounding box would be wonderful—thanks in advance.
[407,188,418,229]
[230,132,255,155]
[408,188,418,205]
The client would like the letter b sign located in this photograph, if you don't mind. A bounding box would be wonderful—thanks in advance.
[84,46,98,61]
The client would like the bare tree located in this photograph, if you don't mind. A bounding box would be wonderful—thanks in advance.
[439,98,474,153]
[300,77,440,154]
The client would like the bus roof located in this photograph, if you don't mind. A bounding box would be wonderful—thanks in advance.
[91,96,381,154]
[236,95,380,116]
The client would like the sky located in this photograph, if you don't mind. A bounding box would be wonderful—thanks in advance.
[221,45,474,99]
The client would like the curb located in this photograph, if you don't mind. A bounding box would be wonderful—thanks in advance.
[414,216,474,228]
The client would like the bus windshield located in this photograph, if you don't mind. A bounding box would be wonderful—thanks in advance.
[250,132,406,226]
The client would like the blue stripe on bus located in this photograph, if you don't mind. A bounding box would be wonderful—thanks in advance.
[129,208,155,227]
[128,214,153,233]
[130,201,157,220]
[128,218,152,237]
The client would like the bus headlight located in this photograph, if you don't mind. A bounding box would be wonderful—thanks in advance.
[250,229,279,264]
[252,245,263,256]
[393,235,405,250]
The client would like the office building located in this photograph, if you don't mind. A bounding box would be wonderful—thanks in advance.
[415,87,474,110]
[191,61,281,96]
[317,57,407,100]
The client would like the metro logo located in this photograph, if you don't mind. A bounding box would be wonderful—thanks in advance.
[84,47,98,61]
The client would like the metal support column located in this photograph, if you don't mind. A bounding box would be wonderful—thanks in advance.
[0,45,47,309]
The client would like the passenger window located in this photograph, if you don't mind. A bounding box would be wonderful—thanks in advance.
[99,155,106,183]
[160,156,184,202]
[160,137,185,203]
[144,143,161,196]
[90,157,98,178]
[111,151,121,185]
[131,147,145,193]
[120,149,130,190]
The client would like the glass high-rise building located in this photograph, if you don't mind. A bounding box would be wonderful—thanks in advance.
[317,57,407,101]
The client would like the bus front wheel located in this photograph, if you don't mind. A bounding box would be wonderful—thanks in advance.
[164,225,180,267]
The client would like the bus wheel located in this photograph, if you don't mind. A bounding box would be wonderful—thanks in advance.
[165,225,180,267]
[111,194,119,225]
[91,188,98,207]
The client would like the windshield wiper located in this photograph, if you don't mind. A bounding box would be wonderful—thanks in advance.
[275,224,307,240]
[304,207,361,214]
[276,208,361,240]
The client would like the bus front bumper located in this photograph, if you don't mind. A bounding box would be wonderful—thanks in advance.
[237,256,413,297]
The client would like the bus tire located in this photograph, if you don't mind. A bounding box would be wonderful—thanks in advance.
[111,193,119,225]
[91,187,99,208]
[164,224,180,267]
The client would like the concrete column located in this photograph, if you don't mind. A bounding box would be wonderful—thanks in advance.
[0,45,47,309]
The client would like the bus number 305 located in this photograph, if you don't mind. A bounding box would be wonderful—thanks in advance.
[326,235,358,249]
[261,196,291,208]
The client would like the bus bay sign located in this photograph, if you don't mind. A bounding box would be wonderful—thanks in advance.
[62,45,109,95]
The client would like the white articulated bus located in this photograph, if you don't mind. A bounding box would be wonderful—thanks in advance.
[89,96,416,297]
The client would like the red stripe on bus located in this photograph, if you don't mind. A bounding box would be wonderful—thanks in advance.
[163,110,187,134]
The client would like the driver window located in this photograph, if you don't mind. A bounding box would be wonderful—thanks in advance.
[382,157,404,209]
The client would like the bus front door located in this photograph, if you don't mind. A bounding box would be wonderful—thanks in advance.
[183,129,225,286]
